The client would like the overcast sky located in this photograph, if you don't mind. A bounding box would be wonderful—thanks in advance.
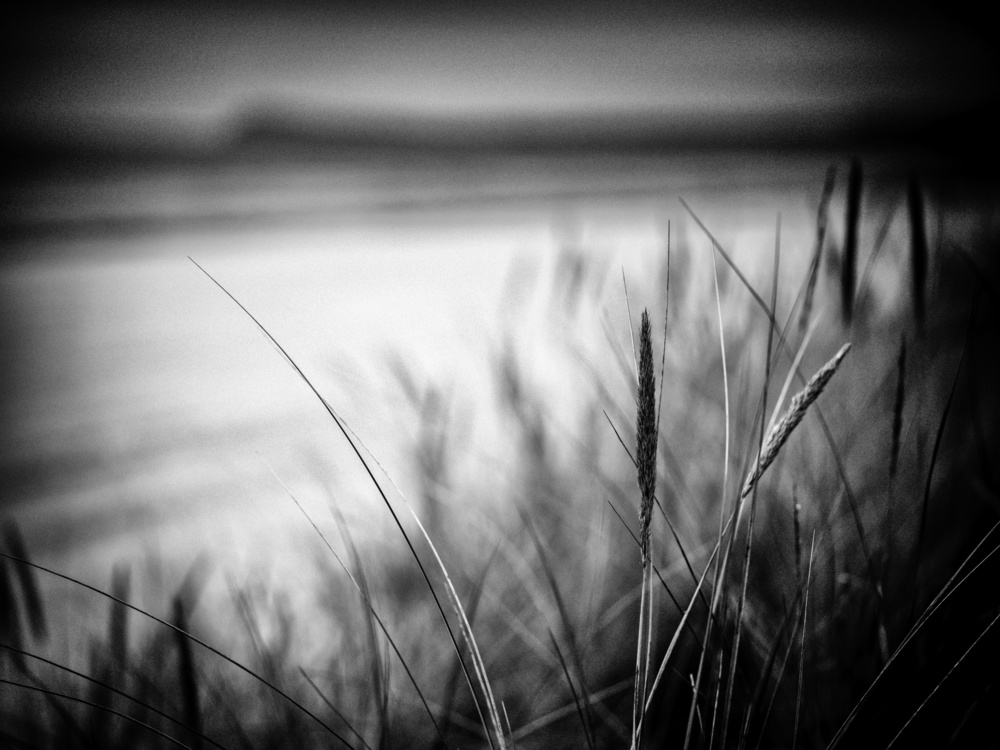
[2,1,996,151]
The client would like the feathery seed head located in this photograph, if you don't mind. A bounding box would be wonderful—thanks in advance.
[741,342,851,499]
[637,309,657,564]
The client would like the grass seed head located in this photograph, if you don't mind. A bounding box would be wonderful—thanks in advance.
[742,343,851,499]
[637,309,657,564]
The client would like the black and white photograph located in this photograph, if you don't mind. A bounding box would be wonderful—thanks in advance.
[2,1,998,747]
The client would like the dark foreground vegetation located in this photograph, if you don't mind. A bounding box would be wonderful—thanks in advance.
[3,160,1000,749]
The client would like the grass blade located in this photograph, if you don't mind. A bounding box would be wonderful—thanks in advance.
[914,303,972,595]
[681,195,886,680]
[189,258,503,749]
[0,551,355,748]
[720,216,781,750]
[890,338,907,479]
[842,159,862,324]
[1,678,196,749]
[0,643,229,750]
[908,173,928,329]
[682,232,733,750]
[519,510,596,744]
[173,597,203,750]
[792,533,816,750]
[799,165,836,335]
[827,519,1000,748]
[884,608,1000,750]
[548,630,595,750]
[2,524,47,641]
[299,668,373,750]
[267,466,448,748]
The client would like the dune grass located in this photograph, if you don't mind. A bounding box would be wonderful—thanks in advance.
[2,162,999,748]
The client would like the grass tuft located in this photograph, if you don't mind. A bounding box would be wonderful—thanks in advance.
[3,164,998,749]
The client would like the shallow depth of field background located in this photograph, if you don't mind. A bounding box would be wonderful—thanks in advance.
[1,3,999,747]
[2,0,993,571]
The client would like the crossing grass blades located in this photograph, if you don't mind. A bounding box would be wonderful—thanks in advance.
[3,163,1000,748]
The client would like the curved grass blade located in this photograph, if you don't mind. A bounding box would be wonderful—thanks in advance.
[267,465,448,749]
[334,413,506,750]
[519,510,595,744]
[440,547,497,748]
[549,630,596,750]
[511,677,632,745]
[884,608,1000,750]
[0,643,229,750]
[1,677,196,749]
[681,225,732,750]
[826,519,1000,748]
[189,259,503,748]
[913,304,972,597]
[792,532,816,750]
[299,668,373,750]
[0,552,355,749]
[720,219,781,750]
[680,198,883,615]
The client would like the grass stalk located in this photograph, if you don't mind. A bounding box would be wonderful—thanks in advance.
[799,165,837,335]
[519,510,595,743]
[679,198,874,586]
[0,643,228,750]
[890,338,907,480]
[827,519,1000,748]
[792,533,816,750]
[0,551,354,747]
[172,597,204,750]
[842,159,862,324]
[720,217,781,750]
[631,309,657,749]
[885,608,1000,749]
[747,586,805,750]
[683,240,733,750]
[605,497,706,648]
[3,171,990,749]
[2,524,47,641]
[189,258,505,749]
[340,415,506,749]
[299,668,373,750]
[1,677,198,749]
[606,405,714,618]
[549,630,596,750]
[908,173,928,329]
[914,303,972,597]
[267,465,448,748]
